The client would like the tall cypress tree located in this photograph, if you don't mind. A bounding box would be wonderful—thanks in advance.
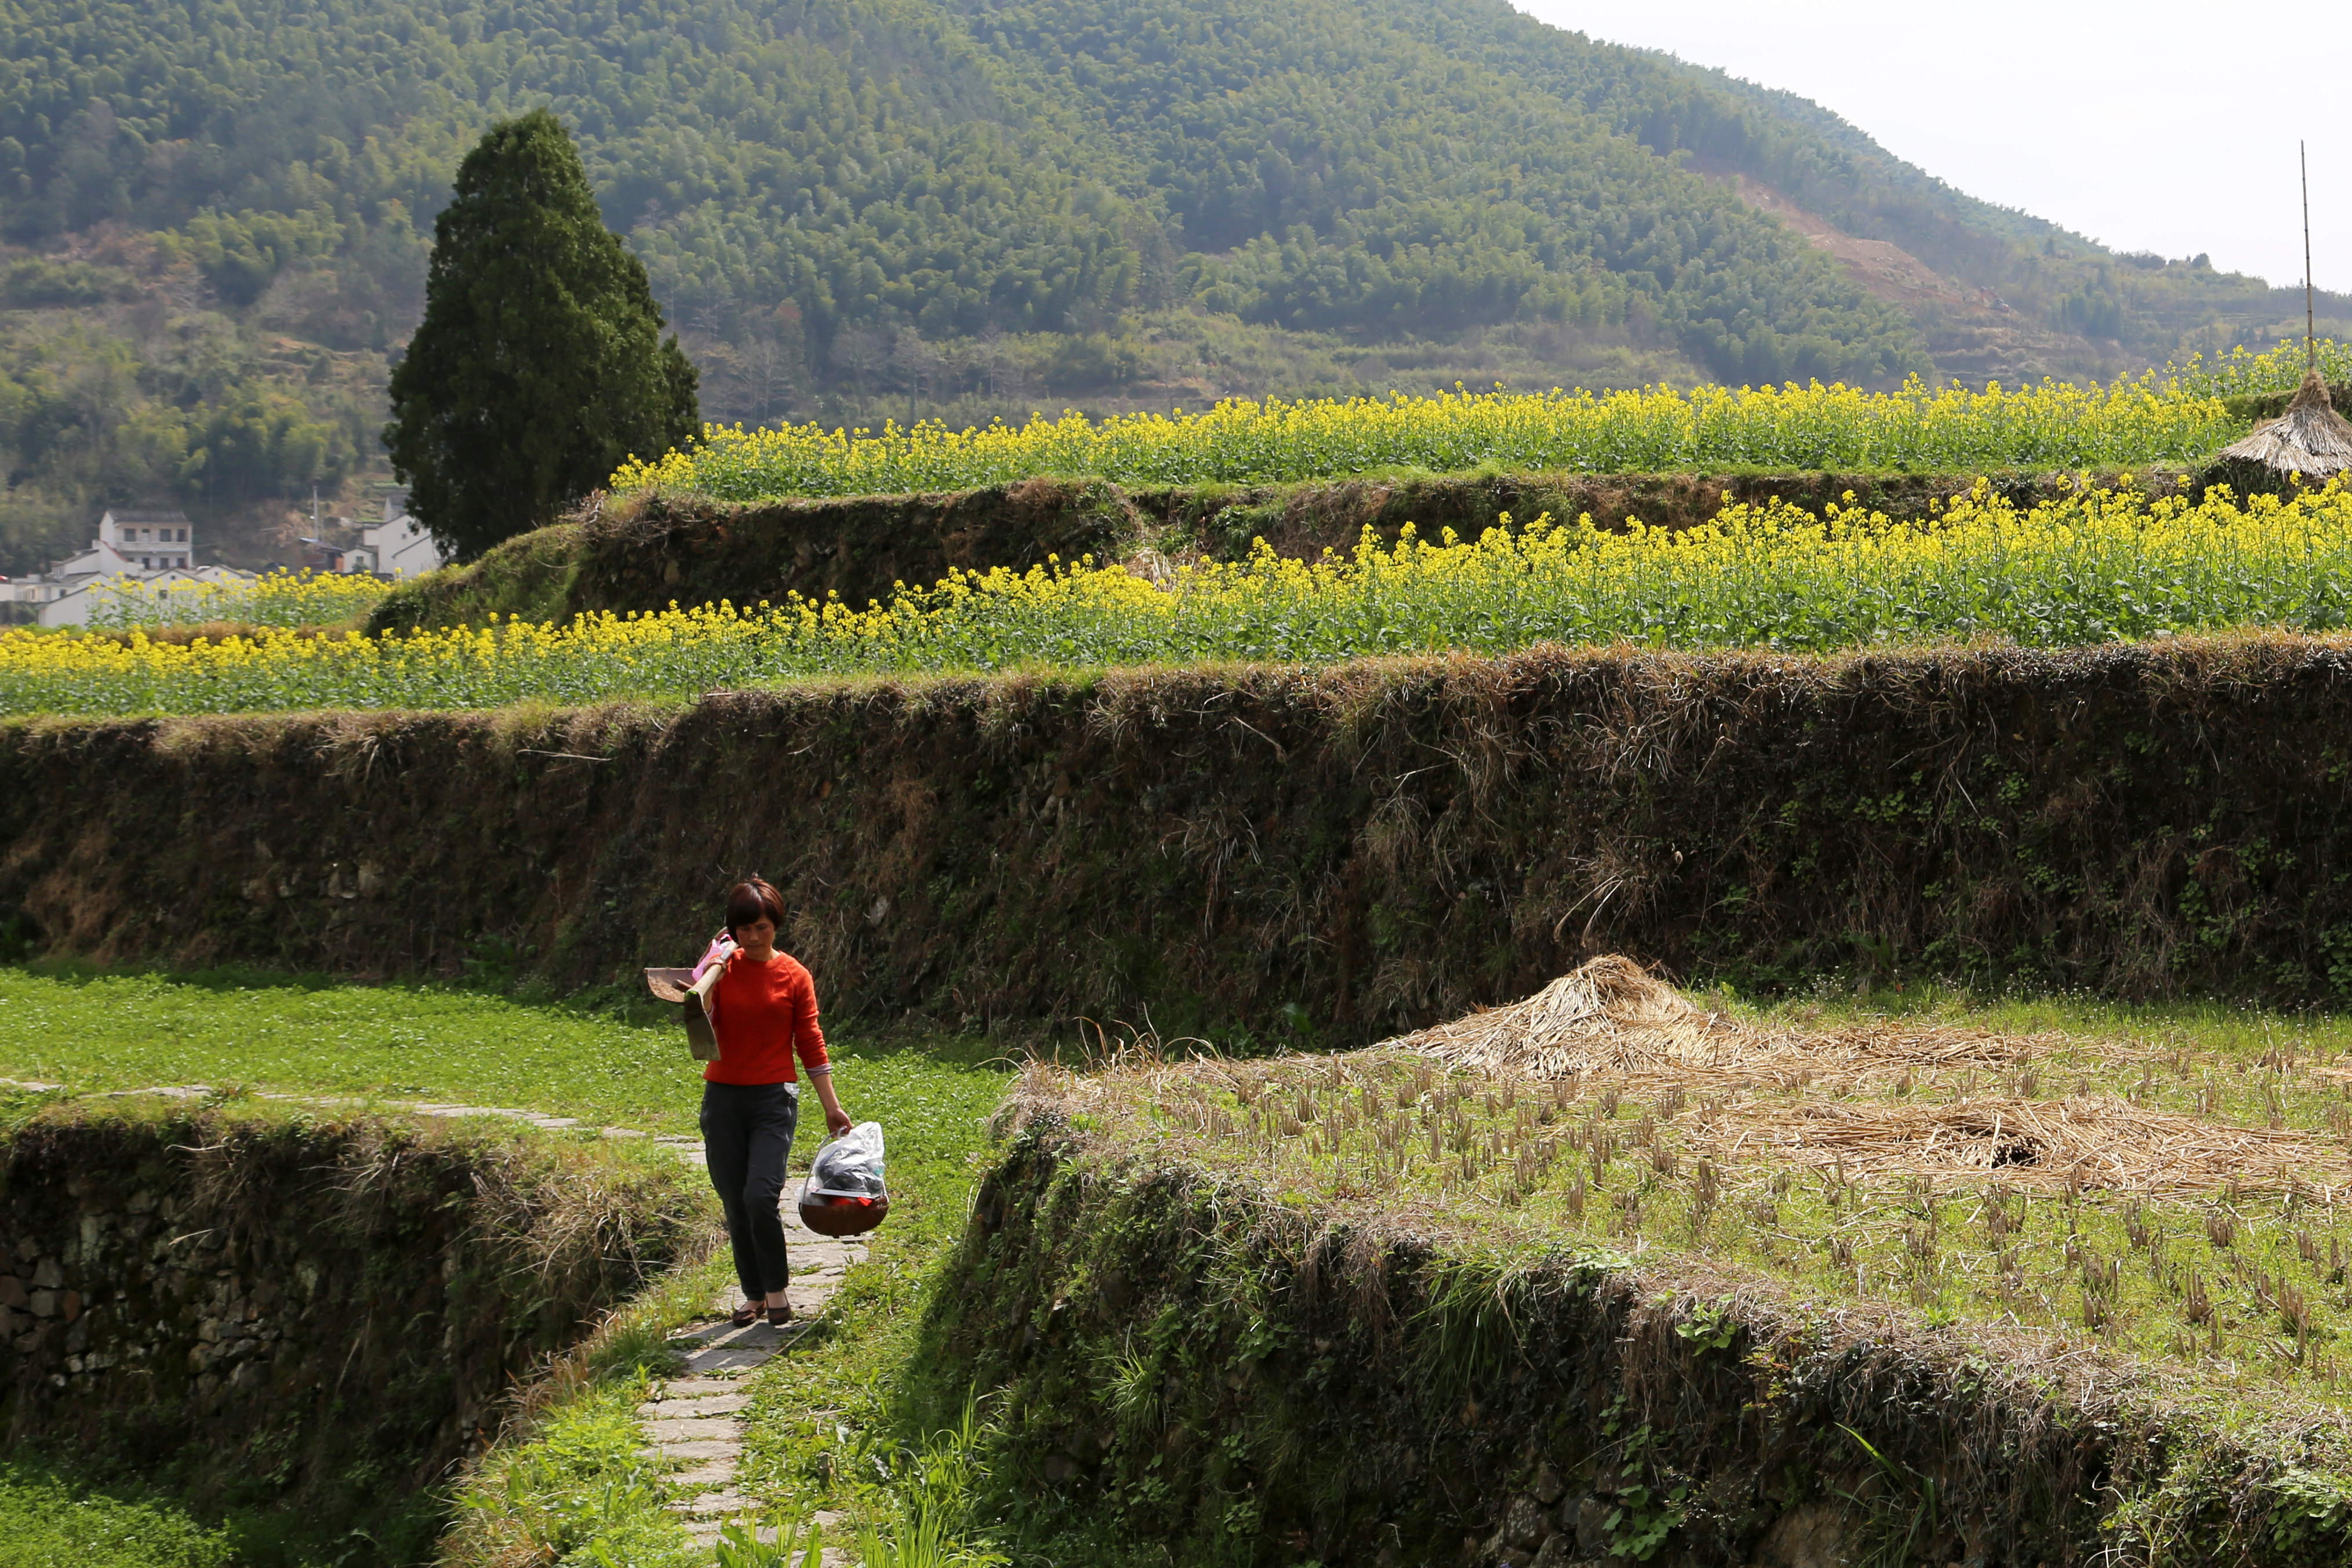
[385,109,697,561]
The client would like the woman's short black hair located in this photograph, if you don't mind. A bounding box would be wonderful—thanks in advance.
[725,877,786,938]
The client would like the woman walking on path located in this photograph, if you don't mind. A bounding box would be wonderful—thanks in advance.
[693,876,853,1327]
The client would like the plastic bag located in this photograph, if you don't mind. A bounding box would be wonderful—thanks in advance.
[689,931,736,983]
[808,1120,887,1199]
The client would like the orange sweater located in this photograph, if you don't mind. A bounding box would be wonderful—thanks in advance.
[705,951,830,1086]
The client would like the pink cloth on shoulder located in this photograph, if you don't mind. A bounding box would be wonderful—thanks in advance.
[690,932,737,983]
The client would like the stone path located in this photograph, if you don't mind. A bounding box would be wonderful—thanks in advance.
[646,1210,868,1553]
[6,1082,866,1560]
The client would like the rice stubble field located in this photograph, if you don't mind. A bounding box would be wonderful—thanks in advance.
[1050,959,2352,1432]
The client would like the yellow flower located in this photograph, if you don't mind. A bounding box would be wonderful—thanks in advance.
[609,376,2246,503]
[16,477,2352,716]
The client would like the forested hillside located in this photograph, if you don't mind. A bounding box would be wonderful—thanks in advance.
[0,0,2331,573]
[1426,6,2329,380]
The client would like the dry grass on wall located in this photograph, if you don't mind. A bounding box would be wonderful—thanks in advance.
[9,632,2352,1029]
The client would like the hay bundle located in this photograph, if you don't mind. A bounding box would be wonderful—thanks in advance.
[1377,955,1717,1079]
[1708,1095,2352,1195]
[2207,366,2352,493]
[1379,955,2029,1083]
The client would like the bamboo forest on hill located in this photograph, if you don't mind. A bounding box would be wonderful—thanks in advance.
[4,0,2347,578]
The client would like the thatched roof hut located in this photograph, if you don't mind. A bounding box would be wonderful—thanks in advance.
[2205,366,2352,496]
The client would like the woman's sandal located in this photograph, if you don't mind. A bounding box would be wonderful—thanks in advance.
[765,1302,793,1326]
[731,1301,760,1327]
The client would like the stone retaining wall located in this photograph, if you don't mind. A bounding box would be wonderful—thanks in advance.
[0,1100,707,1553]
[3,1162,491,1460]
[13,635,2352,1024]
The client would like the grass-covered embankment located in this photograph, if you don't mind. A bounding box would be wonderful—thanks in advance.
[368,466,2204,638]
[365,477,1144,637]
[13,634,2352,1017]
[431,1255,747,1568]
[0,1085,709,1566]
[915,993,2352,1566]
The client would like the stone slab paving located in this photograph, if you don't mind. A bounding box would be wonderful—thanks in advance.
[647,1210,869,1558]
[59,1083,868,1563]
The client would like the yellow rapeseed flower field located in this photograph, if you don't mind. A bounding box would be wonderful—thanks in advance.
[613,374,2245,501]
[2175,337,2352,399]
[85,569,392,629]
[9,480,2351,716]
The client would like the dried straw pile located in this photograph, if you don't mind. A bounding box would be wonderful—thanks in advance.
[2209,366,2352,486]
[1707,1096,2352,1195]
[1380,955,2030,1086]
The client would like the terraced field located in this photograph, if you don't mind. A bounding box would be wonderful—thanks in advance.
[957,962,2352,1565]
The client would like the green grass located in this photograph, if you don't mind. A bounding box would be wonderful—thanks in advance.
[0,962,707,1123]
[0,961,1019,1566]
[0,961,1008,1141]
[0,1460,239,1568]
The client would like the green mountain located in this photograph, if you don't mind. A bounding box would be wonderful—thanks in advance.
[0,0,2331,573]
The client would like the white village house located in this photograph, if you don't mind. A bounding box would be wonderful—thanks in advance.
[2,497,446,626]
[0,509,240,627]
[309,497,445,579]
[106,509,197,572]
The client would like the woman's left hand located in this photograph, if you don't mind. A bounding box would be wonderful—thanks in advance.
[810,1069,853,1138]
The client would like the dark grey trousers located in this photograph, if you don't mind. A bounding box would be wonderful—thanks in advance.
[700,1079,799,1299]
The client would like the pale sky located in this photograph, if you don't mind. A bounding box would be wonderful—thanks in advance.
[1508,0,2351,294]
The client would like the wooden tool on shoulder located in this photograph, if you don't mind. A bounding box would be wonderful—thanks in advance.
[644,964,724,1061]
